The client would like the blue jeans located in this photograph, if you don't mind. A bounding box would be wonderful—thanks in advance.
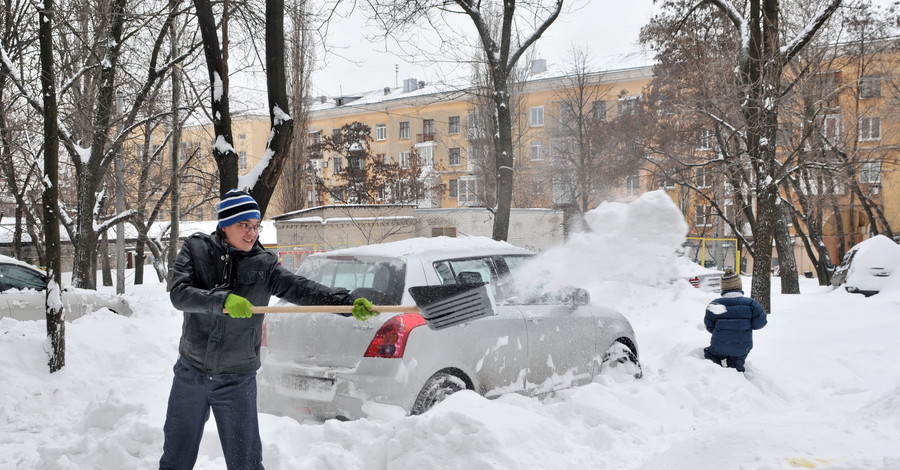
[159,358,263,469]
[704,347,747,372]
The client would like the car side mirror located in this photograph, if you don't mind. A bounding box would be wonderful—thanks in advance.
[568,287,590,306]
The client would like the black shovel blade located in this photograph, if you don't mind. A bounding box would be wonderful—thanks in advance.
[408,283,494,330]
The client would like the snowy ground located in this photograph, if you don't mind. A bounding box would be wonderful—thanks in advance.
[2,193,899,469]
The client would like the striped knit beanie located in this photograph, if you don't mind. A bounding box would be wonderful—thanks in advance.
[720,269,743,293]
[217,190,261,228]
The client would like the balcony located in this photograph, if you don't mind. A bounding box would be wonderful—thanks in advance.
[416,133,435,143]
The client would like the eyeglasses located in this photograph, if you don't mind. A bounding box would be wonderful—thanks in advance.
[236,222,263,234]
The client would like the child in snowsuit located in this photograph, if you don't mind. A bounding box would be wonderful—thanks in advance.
[704,269,767,372]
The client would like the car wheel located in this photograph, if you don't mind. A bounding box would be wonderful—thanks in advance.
[600,341,642,379]
[410,372,467,415]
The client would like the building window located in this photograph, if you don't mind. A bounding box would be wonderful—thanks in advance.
[350,156,365,170]
[859,161,881,184]
[399,151,410,169]
[698,129,715,150]
[618,96,640,116]
[332,128,342,139]
[332,157,343,172]
[375,124,387,141]
[695,167,713,188]
[859,76,881,99]
[859,116,881,141]
[467,112,486,139]
[416,143,435,166]
[824,114,841,141]
[530,141,543,161]
[422,119,435,140]
[459,176,478,206]
[449,147,461,166]
[626,173,640,197]
[307,189,319,203]
[530,106,544,127]
[559,103,575,128]
[658,175,676,189]
[239,151,248,170]
[591,101,606,121]
[375,153,386,164]
[695,204,712,227]
[449,179,458,198]
[432,227,457,237]
[448,116,460,134]
[399,121,410,140]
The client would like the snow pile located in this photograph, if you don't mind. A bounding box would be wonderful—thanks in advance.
[512,190,689,311]
[2,192,900,469]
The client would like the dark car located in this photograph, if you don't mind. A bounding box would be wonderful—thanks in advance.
[831,235,900,296]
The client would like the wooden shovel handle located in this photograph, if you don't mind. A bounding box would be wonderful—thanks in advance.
[222,305,421,314]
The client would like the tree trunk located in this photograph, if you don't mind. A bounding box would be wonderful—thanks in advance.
[168,22,182,289]
[193,0,238,195]
[250,0,294,216]
[492,79,514,241]
[774,204,799,293]
[101,232,113,286]
[39,0,64,373]
[134,237,146,285]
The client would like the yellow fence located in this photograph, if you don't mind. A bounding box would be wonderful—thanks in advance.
[684,237,741,272]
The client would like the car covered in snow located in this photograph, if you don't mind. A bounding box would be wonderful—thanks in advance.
[257,236,641,421]
[831,235,900,296]
[675,257,724,292]
[0,255,134,321]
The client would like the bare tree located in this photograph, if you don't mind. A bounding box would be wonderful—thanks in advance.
[642,0,841,311]
[546,47,644,214]
[365,0,566,241]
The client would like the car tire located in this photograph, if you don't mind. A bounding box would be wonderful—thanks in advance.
[410,372,467,415]
[600,341,642,379]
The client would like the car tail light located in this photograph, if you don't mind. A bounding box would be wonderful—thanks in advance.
[689,276,700,288]
[364,313,426,358]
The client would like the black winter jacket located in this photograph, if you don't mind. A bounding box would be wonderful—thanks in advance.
[170,231,352,375]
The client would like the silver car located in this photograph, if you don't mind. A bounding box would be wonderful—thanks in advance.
[258,236,640,421]
[0,255,133,321]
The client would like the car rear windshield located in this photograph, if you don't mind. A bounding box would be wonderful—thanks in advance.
[296,256,406,305]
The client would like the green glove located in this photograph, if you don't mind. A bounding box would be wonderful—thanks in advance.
[351,297,379,321]
[225,294,254,318]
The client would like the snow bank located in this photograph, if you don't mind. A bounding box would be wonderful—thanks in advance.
[2,192,900,469]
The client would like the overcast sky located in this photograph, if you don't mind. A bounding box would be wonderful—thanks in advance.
[307,0,660,97]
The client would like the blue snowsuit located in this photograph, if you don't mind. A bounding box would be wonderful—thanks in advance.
[704,290,767,372]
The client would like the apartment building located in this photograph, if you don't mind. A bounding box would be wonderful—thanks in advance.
[170,45,896,277]
[301,58,654,212]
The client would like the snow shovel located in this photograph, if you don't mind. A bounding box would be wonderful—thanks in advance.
[232,283,495,331]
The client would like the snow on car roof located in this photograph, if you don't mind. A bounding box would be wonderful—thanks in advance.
[847,234,900,270]
[318,236,532,260]
[0,254,42,271]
